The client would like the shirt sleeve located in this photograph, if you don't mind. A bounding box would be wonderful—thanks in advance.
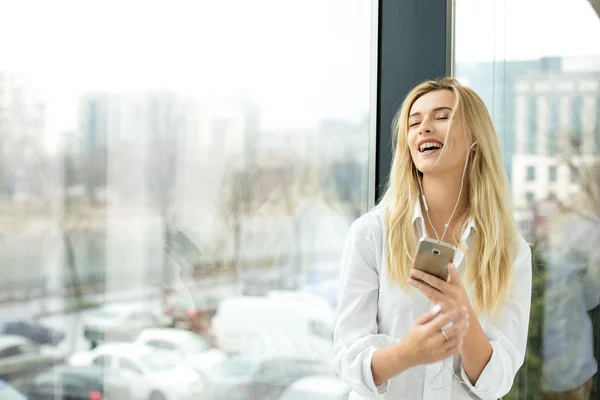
[580,221,600,312]
[460,236,532,400]
[331,216,398,397]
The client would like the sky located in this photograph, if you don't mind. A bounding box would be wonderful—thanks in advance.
[455,0,600,62]
[0,0,598,147]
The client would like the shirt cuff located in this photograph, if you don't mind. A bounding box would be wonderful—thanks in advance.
[460,345,494,395]
[362,345,391,396]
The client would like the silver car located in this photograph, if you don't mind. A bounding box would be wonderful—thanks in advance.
[83,305,172,347]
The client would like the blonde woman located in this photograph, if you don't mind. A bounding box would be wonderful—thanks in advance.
[540,163,600,400]
[332,77,532,399]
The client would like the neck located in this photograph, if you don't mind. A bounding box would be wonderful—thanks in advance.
[420,172,469,238]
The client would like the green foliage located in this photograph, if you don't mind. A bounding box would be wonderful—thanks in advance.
[505,243,547,400]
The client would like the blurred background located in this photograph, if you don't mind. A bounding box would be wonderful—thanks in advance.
[0,0,597,399]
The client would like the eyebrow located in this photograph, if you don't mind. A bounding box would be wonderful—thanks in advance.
[409,106,453,119]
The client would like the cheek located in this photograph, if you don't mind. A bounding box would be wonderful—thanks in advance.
[407,130,417,149]
[407,139,419,159]
[445,126,468,149]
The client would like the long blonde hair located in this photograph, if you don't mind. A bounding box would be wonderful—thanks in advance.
[377,77,519,315]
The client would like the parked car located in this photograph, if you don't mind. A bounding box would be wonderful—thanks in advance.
[21,365,131,400]
[82,305,172,347]
[212,292,333,359]
[0,318,64,346]
[0,380,27,400]
[69,343,211,400]
[134,328,226,374]
[278,376,351,400]
[211,355,330,400]
[0,335,61,382]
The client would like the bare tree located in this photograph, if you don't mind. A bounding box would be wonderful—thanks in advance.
[145,92,194,286]
[219,163,254,279]
[556,132,600,218]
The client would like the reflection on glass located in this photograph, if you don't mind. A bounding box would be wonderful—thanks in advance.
[456,0,600,398]
[0,0,372,399]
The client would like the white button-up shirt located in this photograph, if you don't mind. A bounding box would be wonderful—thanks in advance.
[332,203,532,400]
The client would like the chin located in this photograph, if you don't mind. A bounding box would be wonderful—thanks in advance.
[414,162,439,175]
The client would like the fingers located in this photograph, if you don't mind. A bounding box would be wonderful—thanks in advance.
[409,269,450,292]
[441,335,464,358]
[429,318,468,348]
[416,304,443,325]
[408,277,440,301]
[426,306,468,334]
[443,316,469,339]
[446,263,463,286]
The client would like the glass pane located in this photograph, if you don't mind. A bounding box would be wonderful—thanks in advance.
[0,1,373,399]
[456,0,600,398]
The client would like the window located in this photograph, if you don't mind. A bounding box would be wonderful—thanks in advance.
[16,344,36,355]
[548,96,560,156]
[9,321,30,331]
[140,353,177,372]
[549,166,557,182]
[527,166,536,181]
[456,2,600,398]
[33,372,58,393]
[92,355,113,368]
[527,97,538,154]
[61,376,89,395]
[146,340,177,352]
[571,166,580,182]
[526,192,535,205]
[118,358,143,375]
[0,346,21,358]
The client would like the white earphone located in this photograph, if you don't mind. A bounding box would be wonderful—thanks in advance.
[418,141,477,242]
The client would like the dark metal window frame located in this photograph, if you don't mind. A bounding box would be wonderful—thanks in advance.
[374,0,453,202]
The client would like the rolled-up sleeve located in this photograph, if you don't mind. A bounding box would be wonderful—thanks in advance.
[331,217,397,397]
[460,237,533,399]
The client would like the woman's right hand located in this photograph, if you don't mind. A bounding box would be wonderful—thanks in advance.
[402,304,470,366]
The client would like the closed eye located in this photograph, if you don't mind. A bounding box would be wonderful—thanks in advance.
[409,121,421,127]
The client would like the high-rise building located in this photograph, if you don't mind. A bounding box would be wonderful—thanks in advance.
[456,57,563,182]
[511,71,600,218]
[0,73,47,201]
[457,58,600,237]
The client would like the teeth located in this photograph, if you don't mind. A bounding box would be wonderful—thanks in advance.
[419,142,443,152]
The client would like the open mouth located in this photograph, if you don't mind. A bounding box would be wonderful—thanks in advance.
[419,141,444,154]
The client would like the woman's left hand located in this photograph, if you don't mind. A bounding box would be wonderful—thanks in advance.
[408,264,471,312]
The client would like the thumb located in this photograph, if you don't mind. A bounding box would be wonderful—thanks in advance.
[447,263,461,284]
[416,304,442,325]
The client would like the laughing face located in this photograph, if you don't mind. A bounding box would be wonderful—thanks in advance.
[407,89,470,176]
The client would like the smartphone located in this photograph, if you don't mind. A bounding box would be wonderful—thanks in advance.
[412,237,456,281]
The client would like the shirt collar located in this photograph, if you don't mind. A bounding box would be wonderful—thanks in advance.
[412,199,477,241]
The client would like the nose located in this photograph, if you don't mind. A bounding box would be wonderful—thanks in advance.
[419,118,434,135]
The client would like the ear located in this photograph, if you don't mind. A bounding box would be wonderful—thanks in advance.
[469,141,478,151]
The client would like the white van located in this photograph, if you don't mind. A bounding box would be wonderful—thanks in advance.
[211,291,334,361]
